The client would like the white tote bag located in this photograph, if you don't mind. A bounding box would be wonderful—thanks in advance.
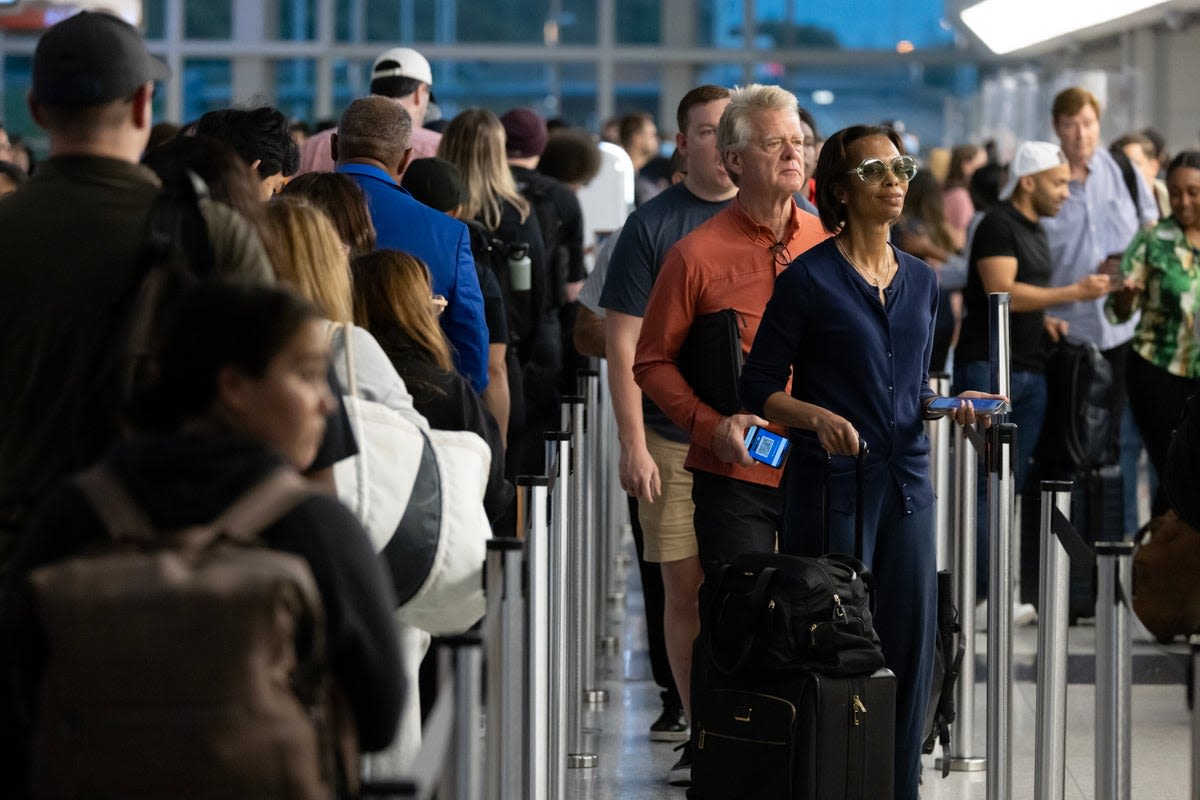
[331,323,491,634]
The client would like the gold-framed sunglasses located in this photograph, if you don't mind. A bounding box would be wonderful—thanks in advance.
[847,155,919,184]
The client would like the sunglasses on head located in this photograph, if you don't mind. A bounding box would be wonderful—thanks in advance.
[847,155,918,184]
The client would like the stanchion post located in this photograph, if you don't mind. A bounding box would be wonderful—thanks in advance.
[436,634,484,800]
[941,422,986,772]
[597,358,622,651]
[929,372,953,571]
[986,422,1016,800]
[519,476,553,800]
[545,431,579,784]
[485,538,525,800]
[1191,636,1200,798]
[1035,481,1072,800]
[1095,540,1134,800]
[577,372,608,707]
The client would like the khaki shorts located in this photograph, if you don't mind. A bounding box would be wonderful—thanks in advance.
[639,426,698,563]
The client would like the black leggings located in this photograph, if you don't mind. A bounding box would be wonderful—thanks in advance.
[1127,352,1200,516]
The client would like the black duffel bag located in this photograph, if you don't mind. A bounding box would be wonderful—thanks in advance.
[706,550,884,679]
[705,442,884,680]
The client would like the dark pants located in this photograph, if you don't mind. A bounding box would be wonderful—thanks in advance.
[1127,352,1200,516]
[628,495,680,704]
[783,470,937,800]
[690,470,782,576]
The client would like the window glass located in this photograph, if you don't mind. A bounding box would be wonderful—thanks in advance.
[183,59,233,120]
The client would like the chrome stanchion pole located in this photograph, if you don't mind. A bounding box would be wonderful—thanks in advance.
[519,476,553,800]
[437,634,484,800]
[988,292,1012,402]
[1191,636,1200,799]
[940,422,986,772]
[602,358,628,609]
[986,422,1016,800]
[545,431,580,784]
[485,538,525,800]
[1035,481,1073,800]
[578,370,609,704]
[569,395,607,713]
[929,372,953,572]
[597,358,621,652]
[1095,540,1134,800]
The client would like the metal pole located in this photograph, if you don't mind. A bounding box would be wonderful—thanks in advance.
[576,372,608,707]
[485,538,525,800]
[598,358,622,651]
[437,634,484,800]
[941,423,986,771]
[554,413,597,770]
[986,422,1017,800]
[546,432,579,785]
[1035,481,1073,800]
[1095,540,1135,800]
[519,477,552,800]
[988,293,1012,403]
[929,372,953,572]
[1191,636,1200,799]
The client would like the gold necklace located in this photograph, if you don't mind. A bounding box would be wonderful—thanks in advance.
[836,237,893,287]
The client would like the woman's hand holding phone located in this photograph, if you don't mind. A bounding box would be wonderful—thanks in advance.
[926,392,1009,427]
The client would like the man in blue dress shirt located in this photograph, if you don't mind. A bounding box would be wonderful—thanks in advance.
[332,96,489,392]
[1042,86,1158,532]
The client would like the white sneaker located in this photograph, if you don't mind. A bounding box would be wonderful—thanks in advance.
[975,599,1038,631]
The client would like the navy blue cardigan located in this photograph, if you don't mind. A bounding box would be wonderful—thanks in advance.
[740,238,939,514]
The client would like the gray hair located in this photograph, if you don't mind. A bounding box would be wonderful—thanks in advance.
[337,96,412,164]
[717,84,801,155]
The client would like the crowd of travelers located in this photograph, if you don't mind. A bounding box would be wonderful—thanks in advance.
[1,9,1198,800]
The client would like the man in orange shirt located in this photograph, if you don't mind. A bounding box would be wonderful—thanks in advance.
[634,84,828,575]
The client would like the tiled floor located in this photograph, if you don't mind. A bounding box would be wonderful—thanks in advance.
[569,549,1196,799]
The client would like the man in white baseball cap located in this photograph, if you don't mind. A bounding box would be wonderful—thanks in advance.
[953,139,1110,612]
[298,45,440,173]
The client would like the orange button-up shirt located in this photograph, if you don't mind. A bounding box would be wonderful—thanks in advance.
[634,198,828,487]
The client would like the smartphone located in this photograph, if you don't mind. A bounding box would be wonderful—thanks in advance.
[744,425,791,468]
[926,396,1011,416]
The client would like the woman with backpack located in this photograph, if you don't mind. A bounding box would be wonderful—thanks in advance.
[1,283,403,799]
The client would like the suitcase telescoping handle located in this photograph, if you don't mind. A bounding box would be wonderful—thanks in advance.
[822,439,868,561]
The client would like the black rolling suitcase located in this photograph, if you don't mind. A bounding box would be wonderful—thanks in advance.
[689,443,896,800]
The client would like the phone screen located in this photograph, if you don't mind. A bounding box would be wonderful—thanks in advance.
[927,396,1011,415]
[743,426,791,468]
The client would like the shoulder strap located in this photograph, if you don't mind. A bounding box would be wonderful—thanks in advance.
[212,468,315,543]
[75,465,313,546]
[75,466,157,543]
[336,321,359,396]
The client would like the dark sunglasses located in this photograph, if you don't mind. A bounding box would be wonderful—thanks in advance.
[847,155,918,184]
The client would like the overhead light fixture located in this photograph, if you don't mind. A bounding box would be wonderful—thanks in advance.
[811,90,835,106]
[961,0,1167,54]
[896,40,915,53]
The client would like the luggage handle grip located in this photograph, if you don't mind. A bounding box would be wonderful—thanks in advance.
[822,439,868,560]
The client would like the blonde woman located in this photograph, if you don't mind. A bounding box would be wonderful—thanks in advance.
[439,109,558,477]
[263,196,426,429]
[353,249,512,525]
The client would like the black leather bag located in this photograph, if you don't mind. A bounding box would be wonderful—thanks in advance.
[678,308,743,415]
[704,443,884,680]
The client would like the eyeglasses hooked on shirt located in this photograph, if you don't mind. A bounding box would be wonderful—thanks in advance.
[847,155,919,185]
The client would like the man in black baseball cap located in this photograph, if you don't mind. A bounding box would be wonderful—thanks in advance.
[0,11,273,597]
[31,10,170,107]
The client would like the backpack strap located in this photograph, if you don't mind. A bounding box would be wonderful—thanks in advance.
[75,466,157,543]
[211,468,315,543]
[75,465,313,547]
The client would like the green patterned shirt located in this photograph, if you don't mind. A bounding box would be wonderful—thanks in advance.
[1106,216,1200,378]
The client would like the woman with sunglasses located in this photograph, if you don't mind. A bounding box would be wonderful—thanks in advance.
[741,124,999,799]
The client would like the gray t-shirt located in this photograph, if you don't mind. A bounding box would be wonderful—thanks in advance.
[599,181,734,442]
[577,227,621,317]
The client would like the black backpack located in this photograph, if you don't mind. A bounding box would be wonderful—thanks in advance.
[79,169,215,453]
[1038,338,1119,472]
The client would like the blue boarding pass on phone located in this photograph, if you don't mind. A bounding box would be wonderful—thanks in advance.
[744,425,791,469]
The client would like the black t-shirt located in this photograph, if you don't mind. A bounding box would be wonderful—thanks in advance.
[956,203,1053,373]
